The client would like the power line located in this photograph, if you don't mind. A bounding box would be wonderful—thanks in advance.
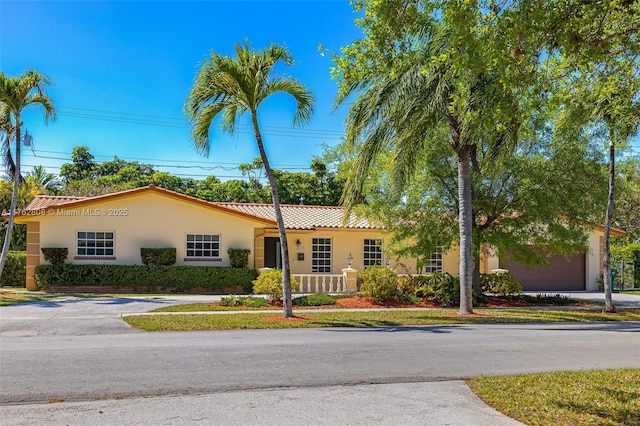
[19,164,251,180]
[58,105,346,139]
[25,148,318,170]
[60,105,345,135]
[20,147,339,179]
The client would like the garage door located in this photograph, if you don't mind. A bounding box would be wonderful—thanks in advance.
[504,252,586,291]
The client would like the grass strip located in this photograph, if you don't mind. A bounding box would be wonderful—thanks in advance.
[153,303,277,312]
[468,368,640,426]
[123,308,640,331]
[0,292,58,306]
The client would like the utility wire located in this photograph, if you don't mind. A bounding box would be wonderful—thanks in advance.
[58,105,345,139]
[25,148,321,171]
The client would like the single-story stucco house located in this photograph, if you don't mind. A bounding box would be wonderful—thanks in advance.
[11,185,622,292]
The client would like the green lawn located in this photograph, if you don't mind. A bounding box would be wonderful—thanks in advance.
[468,369,640,426]
[0,292,56,306]
[620,288,640,295]
[122,308,640,331]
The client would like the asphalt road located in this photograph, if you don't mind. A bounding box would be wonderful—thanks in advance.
[1,293,639,425]
[2,321,639,405]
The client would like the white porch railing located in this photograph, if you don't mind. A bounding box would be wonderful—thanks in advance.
[293,274,346,293]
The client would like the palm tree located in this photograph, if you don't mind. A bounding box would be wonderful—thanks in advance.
[185,41,315,318]
[337,21,518,315]
[0,70,55,280]
[29,165,61,194]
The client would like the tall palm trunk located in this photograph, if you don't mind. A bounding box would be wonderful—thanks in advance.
[0,121,20,280]
[458,146,474,315]
[602,133,616,313]
[251,113,293,318]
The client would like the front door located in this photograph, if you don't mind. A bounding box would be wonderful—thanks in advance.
[264,237,281,269]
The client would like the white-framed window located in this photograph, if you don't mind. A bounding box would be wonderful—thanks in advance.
[363,238,383,267]
[186,234,220,258]
[311,237,332,273]
[76,230,115,257]
[424,249,443,274]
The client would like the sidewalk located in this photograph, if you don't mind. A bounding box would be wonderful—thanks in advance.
[0,381,524,426]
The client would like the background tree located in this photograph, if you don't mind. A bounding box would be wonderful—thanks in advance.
[330,118,608,292]
[0,70,55,279]
[57,145,343,205]
[59,145,96,181]
[333,0,639,313]
[593,66,640,312]
[29,165,62,194]
[334,2,523,315]
[615,158,640,244]
[185,41,315,318]
[545,40,640,311]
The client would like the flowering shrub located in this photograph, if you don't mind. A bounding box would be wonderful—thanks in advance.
[252,269,299,301]
[359,266,398,303]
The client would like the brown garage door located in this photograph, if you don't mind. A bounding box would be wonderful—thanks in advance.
[504,252,586,291]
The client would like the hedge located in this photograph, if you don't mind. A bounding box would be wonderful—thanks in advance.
[35,264,257,293]
[140,248,176,266]
[228,248,250,268]
[0,251,26,287]
[41,247,68,265]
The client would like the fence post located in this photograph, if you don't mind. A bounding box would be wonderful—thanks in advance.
[342,268,358,292]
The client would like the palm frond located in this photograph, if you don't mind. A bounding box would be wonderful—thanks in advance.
[1,127,15,178]
[263,78,315,126]
[185,40,314,156]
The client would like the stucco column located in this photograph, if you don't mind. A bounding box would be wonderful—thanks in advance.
[342,268,358,292]
[25,222,40,290]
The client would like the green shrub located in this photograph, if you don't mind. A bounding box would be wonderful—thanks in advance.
[140,248,176,266]
[480,272,523,296]
[359,266,398,303]
[293,293,338,306]
[252,269,300,301]
[219,295,268,308]
[416,273,460,306]
[611,243,640,287]
[520,293,571,305]
[34,264,257,293]
[228,248,250,268]
[0,251,26,287]
[41,247,68,265]
[415,273,487,305]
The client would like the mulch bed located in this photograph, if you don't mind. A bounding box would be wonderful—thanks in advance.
[329,295,591,309]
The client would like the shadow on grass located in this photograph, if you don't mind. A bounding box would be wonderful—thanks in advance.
[320,323,464,333]
[553,392,640,425]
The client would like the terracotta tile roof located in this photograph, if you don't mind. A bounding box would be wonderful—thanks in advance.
[215,202,376,230]
[24,195,86,210]
[18,186,376,230]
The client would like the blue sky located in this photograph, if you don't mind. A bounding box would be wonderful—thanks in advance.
[0,1,363,180]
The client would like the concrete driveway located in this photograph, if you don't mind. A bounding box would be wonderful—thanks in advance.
[0,294,226,336]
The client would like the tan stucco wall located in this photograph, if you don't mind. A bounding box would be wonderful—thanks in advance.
[25,221,40,290]
[255,231,464,276]
[34,191,268,267]
[285,229,419,275]
[442,246,459,275]
[586,231,603,291]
